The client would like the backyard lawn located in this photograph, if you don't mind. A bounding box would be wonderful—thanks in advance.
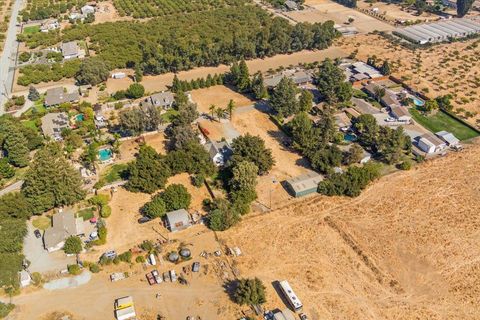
[23,26,40,34]
[409,108,479,141]
[95,163,129,188]
[32,216,51,230]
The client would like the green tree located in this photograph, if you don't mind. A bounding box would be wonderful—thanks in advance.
[316,58,352,106]
[226,99,235,120]
[0,192,31,220]
[126,145,171,193]
[171,74,181,92]
[207,198,239,231]
[161,184,191,211]
[134,66,143,82]
[251,72,268,99]
[141,195,166,218]
[75,57,110,85]
[230,134,275,175]
[373,86,386,102]
[233,278,266,305]
[270,77,298,117]
[289,112,319,152]
[0,158,15,179]
[22,144,86,214]
[169,124,198,150]
[380,60,391,76]
[230,161,258,191]
[343,143,364,165]
[424,100,439,113]
[4,125,29,167]
[28,86,40,101]
[353,114,379,151]
[63,236,82,254]
[236,60,251,92]
[126,83,145,99]
[298,89,314,112]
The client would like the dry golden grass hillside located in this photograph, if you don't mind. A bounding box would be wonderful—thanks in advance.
[222,144,480,320]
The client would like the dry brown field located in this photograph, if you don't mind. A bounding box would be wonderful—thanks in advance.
[190,85,254,114]
[221,143,480,319]
[356,0,438,23]
[337,34,480,127]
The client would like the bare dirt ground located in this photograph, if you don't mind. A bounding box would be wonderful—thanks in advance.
[356,0,438,23]
[291,0,394,33]
[10,225,240,319]
[191,85,254,114]
[232,108,312,207]
[117,132,168,164]
[94,1,133,24]
[221,143,480,319]
[0,0,12,52]
[104,47,346,94]
[337,35,480,127]
[166,173,212,214]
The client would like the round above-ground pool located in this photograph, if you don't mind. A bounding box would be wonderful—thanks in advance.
[412,96,425,107]
[75,113,84,122]
[98,148,113,162]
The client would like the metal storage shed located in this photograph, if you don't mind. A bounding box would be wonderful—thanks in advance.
[286,172,323,197]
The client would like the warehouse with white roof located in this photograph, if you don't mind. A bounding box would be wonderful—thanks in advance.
[394,18,480,44]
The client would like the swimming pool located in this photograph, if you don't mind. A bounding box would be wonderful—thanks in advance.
[75,114,84,122]
[344,133,358,142]
[98,148,113,162]
[412,96,425,107]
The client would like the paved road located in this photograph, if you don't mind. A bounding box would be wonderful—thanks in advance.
[0,179,23,196]
[0,0,24,113]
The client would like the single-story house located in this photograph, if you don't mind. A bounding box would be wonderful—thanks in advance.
[19,270,31,288]
[417,132,447,154]
[264,69,312,88]
[273,309,296,320]
[61,41,79,60]
[285,0,298,10]
[334,112,352,131]
[165,209,191,232]
[350,62,383,80]
[44,87,80,106]
[43,210,85,252]
[436,131,460,146]
[344,107,361,119]
[41,112,70,140]
[40,19,59,32]
[141,91,174,109]
[285,172,323,197]
[204,141,233,166]
[291,71,312,85]
[81,4,95,15]
[390,105,411,122]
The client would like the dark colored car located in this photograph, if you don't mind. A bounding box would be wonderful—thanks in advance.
[138,216,151,224]
[299,313,308,320]
[34,229,42,239]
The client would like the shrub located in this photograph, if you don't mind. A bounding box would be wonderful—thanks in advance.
[118,251,132,263]
[31,272,42,286]
[67,264,81,275]
[0,302,14,318]
[161,184,191,211]
[191,174,205,187]
[89,263,100,273]
[100,205,112,218]
[398,160,412,170]
[63,236,82,254]
[89,194,109,207]
[233,278,266,305]
[135,255,146,263]
[141,196,166,219]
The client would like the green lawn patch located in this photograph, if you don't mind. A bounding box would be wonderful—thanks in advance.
[23,25,40,34]
[409,108,479,141]
[161,109,179,123]
[22,120,38,131]
[95,163,129,189]
[76,207,95,221]
[32,216,51,230]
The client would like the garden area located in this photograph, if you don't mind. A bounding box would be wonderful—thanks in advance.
[409,108,479,141]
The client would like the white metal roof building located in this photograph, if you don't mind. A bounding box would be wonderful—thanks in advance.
[394,18,480,44]
[436,131,460,146]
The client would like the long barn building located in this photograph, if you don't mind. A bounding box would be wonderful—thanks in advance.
[394,18,480,44]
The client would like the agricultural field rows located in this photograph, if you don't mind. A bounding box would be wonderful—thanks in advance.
[112,0,247,18]
[20,0,86,21]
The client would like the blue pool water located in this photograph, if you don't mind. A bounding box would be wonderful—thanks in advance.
[98,148,112,162]
[344,133,357,142]
[75,114,84,122]
[412,97,425,107]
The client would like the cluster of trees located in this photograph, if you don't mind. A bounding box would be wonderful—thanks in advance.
[113,0,244,18]
[270,77,313,117]
[20,0,85,21]
[315,58,353,106]
[332,0,356,8]
[366,56,391,76]
[17,59,81,86]
[171,73,225,93]
[18,29,61,49]
[61,7,340,75]
[75,57,110,86]
[119,104,163,136]
[142,184,192,218]
[232,277,266,305]
[353,114,411,165]
[318,162,380,197]
[207,134,274,231]
[113,83,146,100]
[226,60,267,99]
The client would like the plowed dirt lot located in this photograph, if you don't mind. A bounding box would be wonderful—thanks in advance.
[221,143,480,319]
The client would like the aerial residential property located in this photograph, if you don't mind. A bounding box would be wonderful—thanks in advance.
[0,0,479,318]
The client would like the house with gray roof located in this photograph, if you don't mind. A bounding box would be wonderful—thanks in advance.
[165,209,191,232]
[140,91,174,109]
[417,132,447,154]
[390,105,411,123]
[436,131,460,146]
[41,112,70,140]
[44,87,80,106]
[61,41,79,60]
[43,210,85,252]
[204,141,233,166]
[285,0,298,10]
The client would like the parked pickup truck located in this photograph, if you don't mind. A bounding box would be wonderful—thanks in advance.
[152,270,163,284]
[146,272,156,285]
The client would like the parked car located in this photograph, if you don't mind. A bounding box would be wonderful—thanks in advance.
[192,262,200,272]
[34,229,42,239]
[103,250,117,259]
[385,117,396,122]
[138,216,151,224]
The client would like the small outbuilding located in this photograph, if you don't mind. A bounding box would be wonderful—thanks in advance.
[19,270,31,288]
[81,5,95,15]
[285,0,298,10]
[285,172,323,197]
[417,132,447,154]
[165,209,191,232]
[273,309,296,320]
[436,130,460,146]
